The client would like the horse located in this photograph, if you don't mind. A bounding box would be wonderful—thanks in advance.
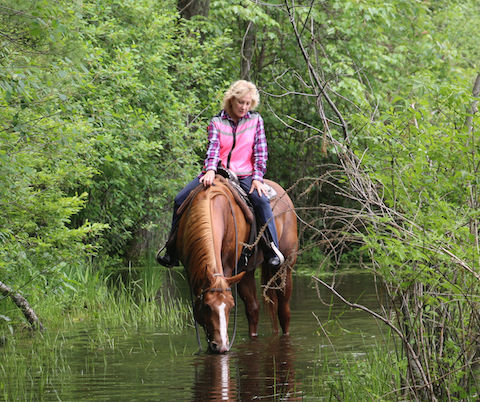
[175,175,297,353]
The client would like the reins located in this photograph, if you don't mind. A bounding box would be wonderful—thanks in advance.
[184,265,204,354]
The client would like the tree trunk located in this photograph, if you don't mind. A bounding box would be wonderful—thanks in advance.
[241,21,256,81]
[0,280,44,330]
[177,0,210,19]
[465,73,480,244]
[465,72,480,134]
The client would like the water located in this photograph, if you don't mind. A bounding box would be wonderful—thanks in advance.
[2,271,385,400]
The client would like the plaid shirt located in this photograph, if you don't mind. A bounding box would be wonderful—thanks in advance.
[204,110,268,182]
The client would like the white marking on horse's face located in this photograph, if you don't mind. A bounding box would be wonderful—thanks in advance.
[218,302,228,350]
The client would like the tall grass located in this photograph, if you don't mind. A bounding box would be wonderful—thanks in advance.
[311,343,404,400]
[64,263,190,332]
[0,262,191,342]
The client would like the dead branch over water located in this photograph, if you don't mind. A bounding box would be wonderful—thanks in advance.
[304,145,480,400]
[0,280,44,330]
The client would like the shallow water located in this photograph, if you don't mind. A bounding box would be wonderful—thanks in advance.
[1,271,385,401]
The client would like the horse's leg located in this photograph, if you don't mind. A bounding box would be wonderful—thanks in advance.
[276,267,292,335]
[262,180,297,336]
[238,270,259,337]
[261,264,279,334]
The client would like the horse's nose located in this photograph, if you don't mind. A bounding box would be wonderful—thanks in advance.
[209,341,229,354]
[209,341,219,353]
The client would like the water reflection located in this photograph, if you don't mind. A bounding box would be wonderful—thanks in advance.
[193,354,235,401]
[235,335,302,400]
[182,272,381,401]
[192,335,302,400]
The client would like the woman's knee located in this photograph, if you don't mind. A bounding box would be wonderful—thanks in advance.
[250,195,273,217]
[249,192,269,207]
[174,191,187,206]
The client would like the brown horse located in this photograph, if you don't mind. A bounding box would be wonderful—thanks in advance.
[175,175,297,353]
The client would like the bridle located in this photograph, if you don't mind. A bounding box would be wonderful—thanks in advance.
[197,274,232,301]
[189,278,239,354]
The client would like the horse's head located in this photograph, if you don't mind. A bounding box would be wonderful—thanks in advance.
[194,272,245,353]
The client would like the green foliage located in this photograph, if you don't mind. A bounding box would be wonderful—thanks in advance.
[353,75,480,397]
[334,4,480,393]
[0,0,107,303]
[313,345,404,400]
[67,0,232,260]
[0,0,233,310]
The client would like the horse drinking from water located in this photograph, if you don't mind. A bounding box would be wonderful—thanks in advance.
[175,175,297,353]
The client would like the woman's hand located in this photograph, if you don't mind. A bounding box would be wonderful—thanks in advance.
[200,170,215,187]
[249,179,268,197]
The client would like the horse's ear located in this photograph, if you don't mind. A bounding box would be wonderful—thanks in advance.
[227,271,246,286]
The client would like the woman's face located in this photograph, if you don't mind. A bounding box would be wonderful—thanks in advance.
[231,94,252,120]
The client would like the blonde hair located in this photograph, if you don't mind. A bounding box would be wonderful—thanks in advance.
[222,80,260,115]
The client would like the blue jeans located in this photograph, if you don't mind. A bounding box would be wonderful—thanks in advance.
[170,176,280,248]
[171,177,201,230]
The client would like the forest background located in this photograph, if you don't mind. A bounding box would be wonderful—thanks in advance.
[1,0,480,399]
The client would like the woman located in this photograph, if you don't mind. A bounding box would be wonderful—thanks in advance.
[157,80,284,268]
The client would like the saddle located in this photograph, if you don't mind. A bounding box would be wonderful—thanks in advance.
[215,167,277,202]
[176,168,277,272]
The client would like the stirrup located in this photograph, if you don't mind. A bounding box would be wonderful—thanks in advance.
[269,242,285,265]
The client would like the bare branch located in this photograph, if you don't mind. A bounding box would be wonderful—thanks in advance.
[312,275,432,396]
[284,0,350,142]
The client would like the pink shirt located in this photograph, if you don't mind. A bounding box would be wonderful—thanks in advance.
[203,110,268,181]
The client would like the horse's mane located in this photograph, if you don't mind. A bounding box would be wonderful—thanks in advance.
[181,182,232,292]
